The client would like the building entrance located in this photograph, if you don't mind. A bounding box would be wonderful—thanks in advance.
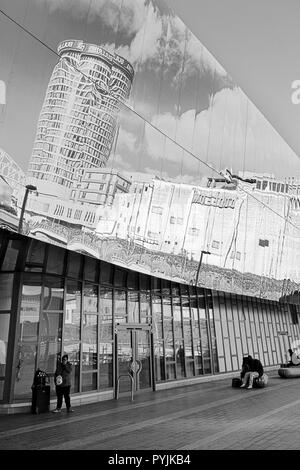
[115,324,154,397]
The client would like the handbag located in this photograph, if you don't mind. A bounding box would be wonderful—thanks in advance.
[56,375,63,386]
[253,373,268,388]
[232,377,242,387]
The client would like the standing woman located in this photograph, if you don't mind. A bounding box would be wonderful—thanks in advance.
[53,354,74,413]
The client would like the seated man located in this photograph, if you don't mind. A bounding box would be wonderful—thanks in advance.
[240,355,264,389]
[287,348,300,367]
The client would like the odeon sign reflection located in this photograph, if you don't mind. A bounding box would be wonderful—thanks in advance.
[24,172,300,302]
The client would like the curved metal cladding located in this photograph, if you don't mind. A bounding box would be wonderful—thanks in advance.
[0,0,300,301]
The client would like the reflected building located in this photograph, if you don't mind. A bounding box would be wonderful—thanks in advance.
[28,39,134,197]
[96,173,300,295]
[24,40,134,232]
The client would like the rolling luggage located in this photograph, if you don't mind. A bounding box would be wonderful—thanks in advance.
[31,369,50,414]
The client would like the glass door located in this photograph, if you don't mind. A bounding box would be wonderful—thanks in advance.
[115,324,153,395]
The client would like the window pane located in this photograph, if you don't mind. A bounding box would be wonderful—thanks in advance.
[65,281,81,342]
[166,362,176,380]
[100,287,112,340]
[162,296,174,364]
[82,314,98,371]
[200,306,211,374]
[175,339,185,379]
[44,277,64,310]
[0,314,10,376]
[114,268,127,287]
[64,278,81,392]
[140,292,151,324]
[38,312,62,374]
[25,239,45,267]
[0,273,13,310]
[114,289,126,323]
[127,270,139,289]
[128,290,139,323]
[100,261,113,285]
[83,284,98,312]
[2,239,22,271]
[152,295,163,340]
[14,283,41,400]
[173,295,182,339]
[64,347,80,394]
[84,256,99,282]
[67,251,82,279]
[194,338,203,375]
[81,371,97,392]
[99,341,113,389]
[46,245,65,275]
[154,340,165,381]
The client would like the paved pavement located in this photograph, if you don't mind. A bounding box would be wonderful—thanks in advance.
[1,370,300,458]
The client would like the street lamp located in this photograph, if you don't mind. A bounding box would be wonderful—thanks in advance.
[18,184,37,233]
[194,250,211,287]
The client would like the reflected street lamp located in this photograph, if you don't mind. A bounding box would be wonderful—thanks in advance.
[194,250,211,287]
[18,184,37,234]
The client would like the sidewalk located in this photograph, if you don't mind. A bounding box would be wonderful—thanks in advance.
[0,370,300,451]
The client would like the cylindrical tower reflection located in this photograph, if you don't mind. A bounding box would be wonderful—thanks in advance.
[27,39,134,193]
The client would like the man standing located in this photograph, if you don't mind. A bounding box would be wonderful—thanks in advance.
[53,354,73,413]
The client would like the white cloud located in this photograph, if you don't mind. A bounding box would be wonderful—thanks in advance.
[144,86,300,178]
[45,0,148,35]
[116,3,163,65]
[44,0,228,81]
[117,126,137,152]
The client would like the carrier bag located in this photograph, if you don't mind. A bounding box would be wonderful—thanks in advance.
[232,377,242,387]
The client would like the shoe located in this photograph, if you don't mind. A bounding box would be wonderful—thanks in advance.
[67,408,74,412]
[240,384,246,388]
[246,385,253,389]
[52,408,62,413]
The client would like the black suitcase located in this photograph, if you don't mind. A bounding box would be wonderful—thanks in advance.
[31,369,50,414]
[232,377,242,388]
[32,385,50,414]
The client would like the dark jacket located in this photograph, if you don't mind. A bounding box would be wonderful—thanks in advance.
[249,358,264,377]
[55,361,72,387]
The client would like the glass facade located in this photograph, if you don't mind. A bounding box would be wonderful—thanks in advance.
[1,228,300,407]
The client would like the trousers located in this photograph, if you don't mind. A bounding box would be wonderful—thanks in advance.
[56,385,71,409]
[241,371,259,387]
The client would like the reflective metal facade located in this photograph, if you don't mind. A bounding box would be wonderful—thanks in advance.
[0,1,300,301]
